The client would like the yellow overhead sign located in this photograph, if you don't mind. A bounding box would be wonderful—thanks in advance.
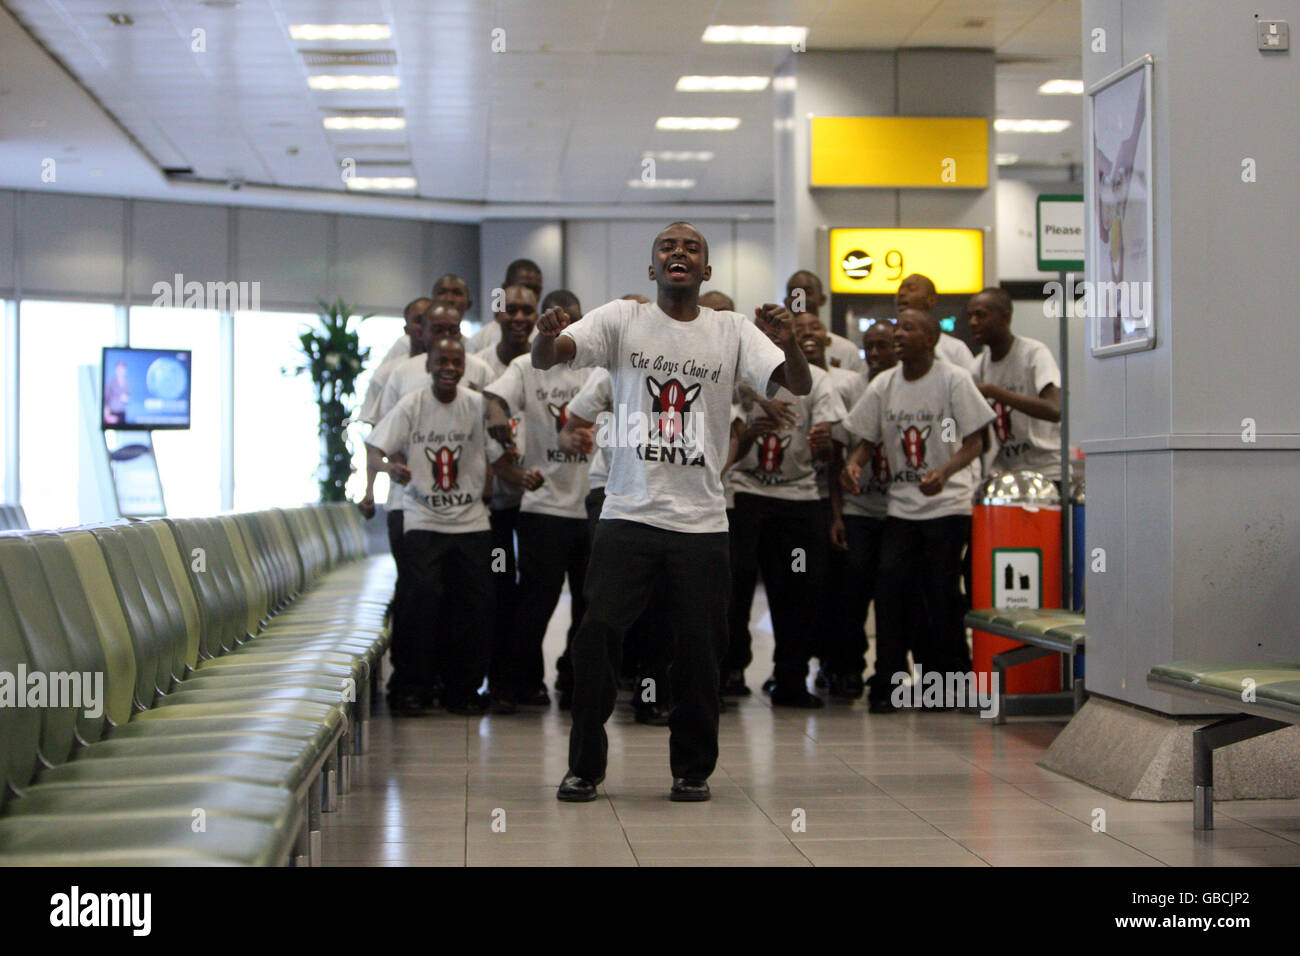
[811,116,989,188]
[829,228,985,295]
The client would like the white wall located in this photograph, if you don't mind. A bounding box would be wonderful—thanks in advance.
[478,220,563,319]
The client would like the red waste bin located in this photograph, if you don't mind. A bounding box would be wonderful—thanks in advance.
[971,471,1062,694]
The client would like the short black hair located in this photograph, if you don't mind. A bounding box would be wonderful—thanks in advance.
[977,286,1013,317]
[540,288,581,316]
[786,270,824,296]
[653,221,709,264]
[505,259,542,283]
[404,296,432,318]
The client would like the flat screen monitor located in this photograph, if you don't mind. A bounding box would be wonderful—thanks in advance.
[101,347,192,430]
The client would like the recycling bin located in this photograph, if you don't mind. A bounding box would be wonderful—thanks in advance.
[971,470,1063,694]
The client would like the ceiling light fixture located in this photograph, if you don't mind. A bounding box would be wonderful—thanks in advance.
[323,116,406,130]
[308,75,400,91]
[643,151,715,162]
[1037,79,1085,95]
[994,118,1072,133]
[996,153,1019,165]
[702,25,806,45]
[346,177,417,190]
[290,24,391,42]
[627,179,696,189]
[675,75,770,92]
[655,116,740,131]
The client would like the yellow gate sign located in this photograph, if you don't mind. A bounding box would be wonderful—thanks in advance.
[811,117,989,188]
[828,228,985,295]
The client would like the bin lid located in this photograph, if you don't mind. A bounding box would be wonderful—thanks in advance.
[1070,476,1085,505]
[974,470,1061,506]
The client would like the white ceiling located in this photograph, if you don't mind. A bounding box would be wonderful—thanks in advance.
[0,0,1084,210]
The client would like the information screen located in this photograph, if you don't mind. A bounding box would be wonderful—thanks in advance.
[101,347,192,430]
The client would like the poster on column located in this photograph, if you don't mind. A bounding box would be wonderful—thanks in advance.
[1088,54,1155,356]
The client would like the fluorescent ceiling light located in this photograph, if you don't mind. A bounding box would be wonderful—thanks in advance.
[627,179,696,189]
[655,116,740,131]
[675,75,770,92]
[1037,79,1085,95]
[290,24,391,41]
[995,118,1071,133]
[643,151,714,162]
[702,25,806,45]
[308,75,400,91]
[346,177,417,190]
[323,116,406,130]
[996,153,1019,166]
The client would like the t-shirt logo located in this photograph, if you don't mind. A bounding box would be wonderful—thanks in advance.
[756,433,792,472]
[645,376,701,442]
[546,401,570,433]
[425,445,462,491]
[900,425,931,470]
[870,443,892,484]
[991,400,1014,443]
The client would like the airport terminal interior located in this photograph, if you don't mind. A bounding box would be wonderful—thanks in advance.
[0,0,1297,875]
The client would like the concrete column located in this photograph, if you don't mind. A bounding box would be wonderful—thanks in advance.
[773,50,997,309]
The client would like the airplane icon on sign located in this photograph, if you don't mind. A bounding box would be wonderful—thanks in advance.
[841,250,873,279]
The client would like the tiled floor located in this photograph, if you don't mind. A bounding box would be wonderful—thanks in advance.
[322,588,1300,867]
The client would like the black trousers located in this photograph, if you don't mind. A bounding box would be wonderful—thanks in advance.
[870,515,972,702]
[504,511,589,700]
[385,509,411,695]
[827,514,885,677]
[728,492,825,694]
[487,506,520,694]
[400,529,493,707]
[569,520,729,781]
[724,506,758,674]
[583,490,670,706]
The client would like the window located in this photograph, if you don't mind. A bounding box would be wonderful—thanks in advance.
[18,300,119,529]
[128,306,223,517]
[232,310,323,510]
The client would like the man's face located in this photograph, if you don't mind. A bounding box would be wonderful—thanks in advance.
[894,312,934,362]
[785,274,825,314]
[965,293,1007,347]
[895,275,936,313]
[422,305,463,347]
[509,268,543,298]
[795,313,829,364]
[864,322,897,378]
[432,277,470,315]
[496,286,538,346]
[650,225,710,290]
[404,299,432,338]
[426,340,466,390]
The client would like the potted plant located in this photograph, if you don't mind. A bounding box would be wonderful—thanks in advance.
[294,298,372,502]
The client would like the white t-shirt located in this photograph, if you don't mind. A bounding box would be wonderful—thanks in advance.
[936,332,975,370]
[367,386,501,534]
[379,334,412,368]
[360,354,408,425]
[971,335,1062,480]
[568,368,613,492]
[466,320,537,354]
[561,300,785,534]
[376,351,493,510]
[731,365,844,502]
[826,332,865,373]
[486,356,593,519]
[827,366,891,520]
[844,361,995,520]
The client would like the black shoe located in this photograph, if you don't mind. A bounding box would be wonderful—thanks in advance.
[760,675,776,695]
[670,778,711,802]
[770,688,825,709]
[387,693,427,717]
[447,692,489,716]
[721,670,751,697]
[556,772,601,802]
[489,694,517,715]
[518,687,551,707]
[814,668,831,692]
[829,674,865,700]
[634,703,671,726]
[867,698,897,714]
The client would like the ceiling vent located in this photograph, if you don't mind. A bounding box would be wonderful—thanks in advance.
[300,50,397,67]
